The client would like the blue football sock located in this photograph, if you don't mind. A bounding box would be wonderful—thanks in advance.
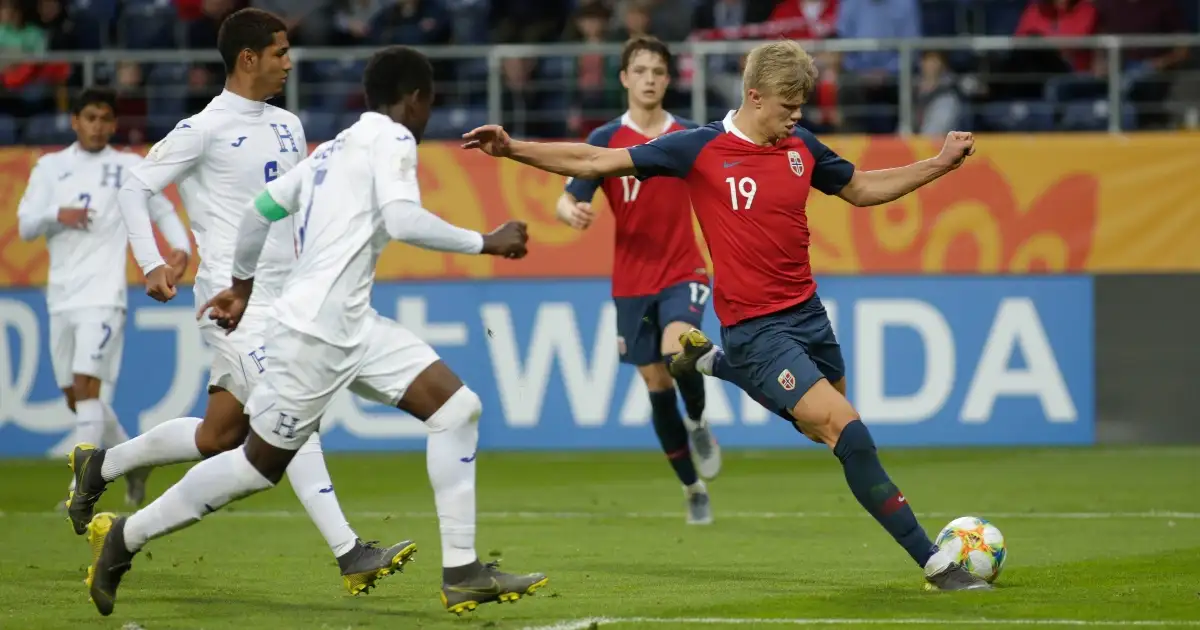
[833,420,937,567]
[648,389,698,486]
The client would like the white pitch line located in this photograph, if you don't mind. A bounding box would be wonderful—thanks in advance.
[520,618,1200,630]
[3,510,1199,520]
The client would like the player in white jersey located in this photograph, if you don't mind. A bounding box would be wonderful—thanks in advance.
[66,9,414,598]
[18,88,191,508]
[86,46,549,618]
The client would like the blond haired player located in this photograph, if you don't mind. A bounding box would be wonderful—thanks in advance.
[464,40,989,591]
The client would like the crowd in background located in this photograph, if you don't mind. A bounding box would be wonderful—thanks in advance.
[0,0,1197,143]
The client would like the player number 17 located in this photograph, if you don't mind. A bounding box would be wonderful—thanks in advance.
[725,176,757,210]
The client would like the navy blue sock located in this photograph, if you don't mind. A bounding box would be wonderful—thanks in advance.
[710,349,792,421]
[648,389,698,486]
[667,356,706,421]
[833,420,937,567]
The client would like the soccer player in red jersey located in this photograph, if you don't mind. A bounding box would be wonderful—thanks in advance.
[555,36,720,525]
[463,40,989,591]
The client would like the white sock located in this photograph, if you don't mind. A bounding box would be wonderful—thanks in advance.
[286,432,358,558]
[685,480,707,496]
[100,400,130,447]
[101,417,203,482]
[696,346,719,376]
[124,446,273,552]
[74,398,106,449]
[425,387,482,568]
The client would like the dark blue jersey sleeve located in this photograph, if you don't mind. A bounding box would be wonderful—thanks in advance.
[796,128,855,195]
[564,121,621,202]
[627,125,719,181]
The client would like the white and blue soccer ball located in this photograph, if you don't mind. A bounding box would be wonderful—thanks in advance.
[934,516,1007,583]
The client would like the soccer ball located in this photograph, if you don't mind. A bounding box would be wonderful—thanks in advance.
[934,516,1007,583]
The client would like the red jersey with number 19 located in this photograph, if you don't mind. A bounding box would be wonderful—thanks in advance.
[566,112,709,298]
[626,111,856,327]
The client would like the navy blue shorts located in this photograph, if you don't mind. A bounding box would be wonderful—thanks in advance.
[614,280,709,366]
[720,294,845,414]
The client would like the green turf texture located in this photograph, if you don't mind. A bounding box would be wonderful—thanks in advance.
[0,446,1197,629]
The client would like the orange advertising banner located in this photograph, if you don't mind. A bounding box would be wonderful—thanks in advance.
[2,132,1199,287]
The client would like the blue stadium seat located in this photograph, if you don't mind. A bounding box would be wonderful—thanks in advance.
[299,110,339,142]
[23,114,76,145]
[71,0,119,22]
[120,0,177,49]
[979,100,1055,132]
[0,114,18,145]
[1061,100,1137,132]
[423,107,488,141]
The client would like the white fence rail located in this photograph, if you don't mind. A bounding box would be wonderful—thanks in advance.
[3,34,1198,134]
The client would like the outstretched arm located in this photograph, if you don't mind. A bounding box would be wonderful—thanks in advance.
[462,125,635,180]
[837,132,975,207]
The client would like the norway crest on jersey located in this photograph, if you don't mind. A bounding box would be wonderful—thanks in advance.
[787,150,805,177]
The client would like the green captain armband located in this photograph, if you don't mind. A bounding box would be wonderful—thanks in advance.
[254,190,289,222]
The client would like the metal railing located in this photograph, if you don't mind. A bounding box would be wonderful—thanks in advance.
[2,33,1198,135]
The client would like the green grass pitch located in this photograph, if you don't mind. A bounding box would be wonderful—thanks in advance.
[1,446,1198,629]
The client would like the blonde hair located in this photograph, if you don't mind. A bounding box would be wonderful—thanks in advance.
[742,40,817,102]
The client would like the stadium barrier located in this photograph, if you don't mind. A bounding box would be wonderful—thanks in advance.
[0,277,1093,457]
[2,133,1200,289]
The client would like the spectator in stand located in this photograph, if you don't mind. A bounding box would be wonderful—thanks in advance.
[914,50,963,137]
[185,0,238,112]
[610,0,693,42]
[332,0,391,46]
[492,0,568,137]
[38,0,79,51]
[445,0,490,45]
[836,0,920,133]
[1094,0,1189,128]
[0,0,56,118]
[1008,0,1097,110]
[113,60,147,144]
[612,0,653,41]
[766,0,837,40]
[690,0,776,110]
[1015,0,1097,73]
[250,0,333,46]
[564,1,621,134]
[371,0,449,45]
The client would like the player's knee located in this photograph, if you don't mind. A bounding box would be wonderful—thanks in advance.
[639,363,674,392]
[425,386,482,433]
[61,388,77,413]
[660,321,694,356]
[790,383,859,448]
[72,375,101,403]
[195,419,250,456]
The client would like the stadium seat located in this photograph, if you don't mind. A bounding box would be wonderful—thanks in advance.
[422,107,489,141]
[299,110,339,142]
[23,113,76,145]
[1061,100,1138,132]
[119,0,178,50]
[0,114,18,145]
[979,100,1055,132]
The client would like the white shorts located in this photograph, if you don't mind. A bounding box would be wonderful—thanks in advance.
[49,307,125,389]
[246,312,441,450]
[201,307,271,404]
